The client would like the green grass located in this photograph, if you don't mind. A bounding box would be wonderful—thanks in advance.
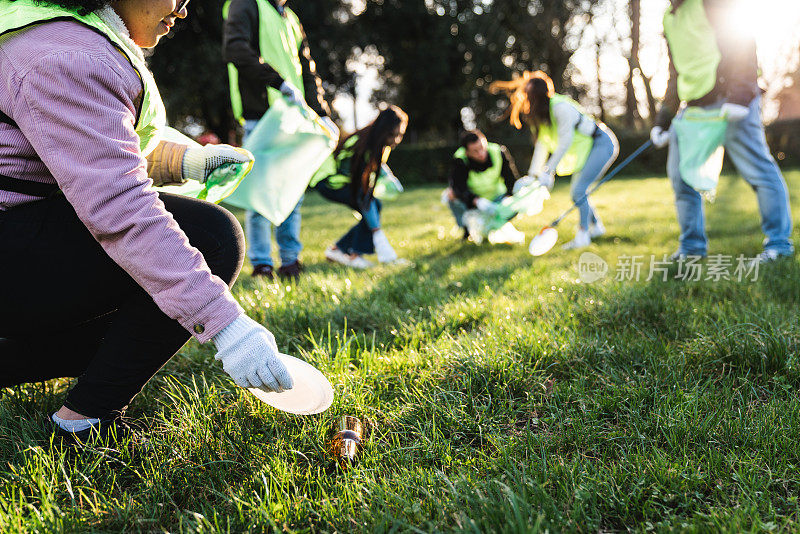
[3,170,800,532]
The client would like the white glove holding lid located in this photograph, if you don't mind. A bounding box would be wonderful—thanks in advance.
[213,315,293,392]
[183,144,251,183]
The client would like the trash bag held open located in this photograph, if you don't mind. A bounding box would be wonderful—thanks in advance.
[673,106,728,200]
[224,99,339,225]
[154,128,254,204]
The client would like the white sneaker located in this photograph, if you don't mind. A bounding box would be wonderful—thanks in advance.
[588,221,606,238]
[372,230,399,263]
[324,246,374,269]
[561,229,591,250]
[750,249,791,266]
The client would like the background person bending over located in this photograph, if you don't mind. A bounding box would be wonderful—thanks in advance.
[445,130,520,241]
[650,0,793,263]
[0,0,291,445]
[223,0,333,280]
[310,106,409,269]
[491,71,619,251]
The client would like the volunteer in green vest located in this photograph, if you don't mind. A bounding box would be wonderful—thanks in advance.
[651,0,793,262]
[222,0,334,280]
[0,0,293,446]
[491,70,619,250]
[445,130,521,241]
[309,106,409,269]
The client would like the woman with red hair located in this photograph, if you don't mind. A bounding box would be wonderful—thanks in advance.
[491,71,619,250]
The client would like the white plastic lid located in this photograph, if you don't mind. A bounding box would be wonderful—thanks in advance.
[248,354,334,415]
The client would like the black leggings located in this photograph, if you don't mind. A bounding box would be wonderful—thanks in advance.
[0,193,245,418]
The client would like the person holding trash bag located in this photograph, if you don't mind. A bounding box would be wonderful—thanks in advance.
[445,130,522,241]
[651,0,793,263]
[0,0,293,446]
[309,106,409,269]
[490,71,619,251]
[223,0,333,280]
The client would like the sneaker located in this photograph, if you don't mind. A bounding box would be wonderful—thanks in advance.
[562,229,591,250]
[588,221,606,238]
[251,264,274,279]
[750,249,792,265]
[325,246,373,269]
[461,227,470,241]
[52,416,143,450]
[277,260,303,280]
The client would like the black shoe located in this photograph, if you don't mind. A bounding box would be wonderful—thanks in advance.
[277,260,303,280]
[52,416,143,450]
[252,264,275,279]
[461,227,470,241]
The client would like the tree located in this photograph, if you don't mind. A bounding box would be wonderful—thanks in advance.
[150,0,357,141]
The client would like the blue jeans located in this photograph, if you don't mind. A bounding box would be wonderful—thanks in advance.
[668,95,793,256]
[571,124,619,230]
[242,119,303,267]
[314,181,381,255]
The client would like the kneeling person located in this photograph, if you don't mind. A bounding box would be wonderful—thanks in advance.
[446,130,520,240]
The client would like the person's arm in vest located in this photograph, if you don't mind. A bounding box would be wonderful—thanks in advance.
[544,101,581,173]
[222,0,284,92]
[654,46,680,130]
[500,145,519,196]
[450,158,477,207]
[13,50,242,342]
[703,0,760,107]
[527,139,548,176]
[296,24,331,118]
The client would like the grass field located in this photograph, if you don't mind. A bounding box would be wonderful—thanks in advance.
[3,169,800,532]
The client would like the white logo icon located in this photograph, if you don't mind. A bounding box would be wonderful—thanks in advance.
[578,252,609,283]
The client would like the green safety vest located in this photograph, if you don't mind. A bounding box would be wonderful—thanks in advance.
[535,93,594,177]
[0,0,166,156]
[453,142,506,201]
[663,0,721,102]
[222,0,304,123]
[309,135,359,190]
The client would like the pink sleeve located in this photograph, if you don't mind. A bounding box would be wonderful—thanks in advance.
[12,50,242,342]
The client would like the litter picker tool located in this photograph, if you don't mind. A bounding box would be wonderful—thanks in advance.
[529,140,653,256]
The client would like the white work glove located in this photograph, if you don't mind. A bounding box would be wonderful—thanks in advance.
[536,170,555,191]
[474,197,497,215]
[721,102,749,122]
[212,315,293,392]
[373,229,399,263]
[512,175,535,194]
[280,81,305,107]
[183,144,251,183]
[650,126,671,149]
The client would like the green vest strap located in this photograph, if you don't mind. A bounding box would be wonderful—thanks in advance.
[0,0,166,156]
[223,0,304,123]
[663,0,721,103]
[535,93,594,176]
[454,142,506,200]
[309,135,359,189]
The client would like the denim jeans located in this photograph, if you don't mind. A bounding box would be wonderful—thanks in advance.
[314,180,381,255]
[667,95,793,256]
[571,124,619,230]
[242,119,303,267]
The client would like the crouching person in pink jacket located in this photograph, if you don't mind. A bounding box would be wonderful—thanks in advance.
[0,0,292,446]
